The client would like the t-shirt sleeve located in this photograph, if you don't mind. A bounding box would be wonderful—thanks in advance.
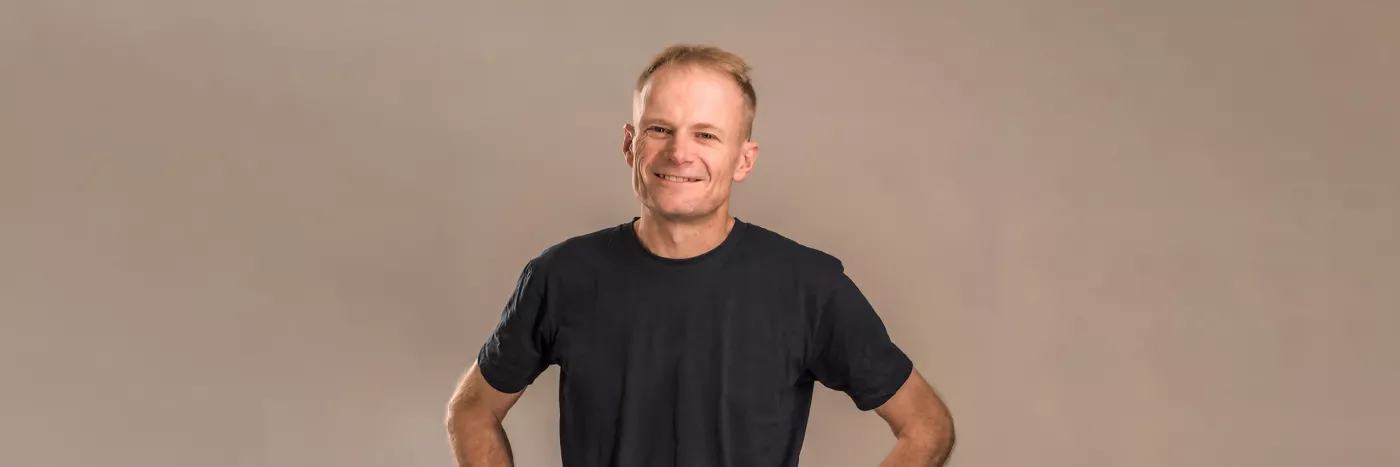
[476,257,554,394]
[806,265,915,411]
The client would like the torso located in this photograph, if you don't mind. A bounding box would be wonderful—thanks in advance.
[546,220,823,467]
[477,218,911,467]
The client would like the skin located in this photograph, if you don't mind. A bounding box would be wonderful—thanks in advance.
[624,63,758,259]
[446,62,955,466]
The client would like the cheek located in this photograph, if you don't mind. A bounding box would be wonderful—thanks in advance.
[711,153,741,178]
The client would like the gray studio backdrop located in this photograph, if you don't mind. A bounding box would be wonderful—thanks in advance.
[3,1,1397,466]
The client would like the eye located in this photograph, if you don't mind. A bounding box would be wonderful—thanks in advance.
[697,132,717,140]
[646,126,672,135]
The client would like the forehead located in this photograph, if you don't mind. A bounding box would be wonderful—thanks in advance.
[636,64,746,125]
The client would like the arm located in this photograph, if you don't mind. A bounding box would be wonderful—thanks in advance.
[447,255,555,465]
[873,368,956,467]
[803,260,955,466]
[445,360,525,467]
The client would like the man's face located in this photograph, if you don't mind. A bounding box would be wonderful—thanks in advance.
[624,64,758,222]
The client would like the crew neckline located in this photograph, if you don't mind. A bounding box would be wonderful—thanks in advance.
[622,216,748,268]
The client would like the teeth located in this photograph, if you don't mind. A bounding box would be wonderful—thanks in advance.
[657,173,696,182]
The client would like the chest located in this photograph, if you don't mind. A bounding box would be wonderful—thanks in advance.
[549,271,813,388]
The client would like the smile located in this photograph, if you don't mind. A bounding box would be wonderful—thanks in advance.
[654,172,702,183]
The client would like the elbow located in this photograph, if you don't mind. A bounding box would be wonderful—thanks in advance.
[445,399,500,434]
[935,410,955,444]
[444,402,464,435]
[899,411,955,464]
[445,397,478,433]
[444,402,460,426]
[938,420,956,457]
[926,409,955,446]
[923,412,956,464]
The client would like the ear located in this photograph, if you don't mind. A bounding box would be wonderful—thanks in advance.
[622,123,637,168]
[732,140,759,182]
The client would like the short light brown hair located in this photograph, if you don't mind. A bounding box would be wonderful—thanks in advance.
[634,43,757,139]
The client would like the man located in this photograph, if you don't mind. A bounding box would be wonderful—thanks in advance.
[446,44,955,467]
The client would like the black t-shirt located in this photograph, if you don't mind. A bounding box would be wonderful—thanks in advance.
[477,218,913,467]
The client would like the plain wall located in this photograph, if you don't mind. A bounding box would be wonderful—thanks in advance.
[3,1,1397,466]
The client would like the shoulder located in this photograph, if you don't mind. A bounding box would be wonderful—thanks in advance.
[522,222,630,274]
[740,221,847,278]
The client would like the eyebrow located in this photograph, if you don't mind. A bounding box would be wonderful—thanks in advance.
[692,123,724,135]
[640,117,675,128]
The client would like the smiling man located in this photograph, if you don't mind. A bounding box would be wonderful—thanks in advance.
[446,44,955,467]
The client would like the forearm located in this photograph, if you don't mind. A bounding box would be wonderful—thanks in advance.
[446,412,514,467]
[879,422,954,467]
[879,436,951,467]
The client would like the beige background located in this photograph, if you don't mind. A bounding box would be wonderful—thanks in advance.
[3,1,1398,466]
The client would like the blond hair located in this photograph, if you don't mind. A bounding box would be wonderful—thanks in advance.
[634,43,757,139]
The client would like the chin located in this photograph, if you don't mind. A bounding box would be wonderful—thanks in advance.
[652,205,697,219]
[650,202,718,221]
[640,189,724,218]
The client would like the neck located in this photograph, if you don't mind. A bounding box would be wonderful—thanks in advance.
[634,209,735,260]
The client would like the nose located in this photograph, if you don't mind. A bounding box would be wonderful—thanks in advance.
[661,133,698,165]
